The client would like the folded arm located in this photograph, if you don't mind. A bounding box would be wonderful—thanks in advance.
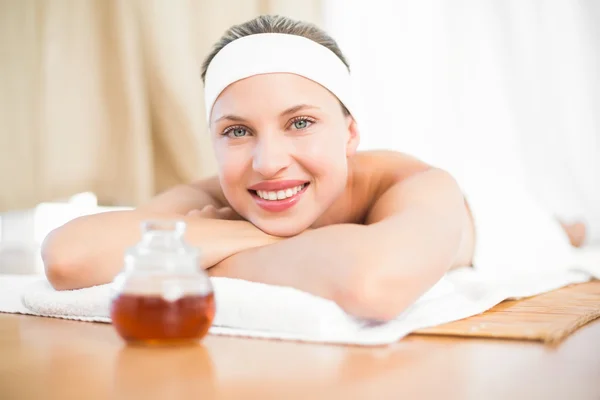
[209,168,475,321]
[43,177,278,290]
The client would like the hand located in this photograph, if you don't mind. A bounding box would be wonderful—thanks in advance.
[186,205,243,221]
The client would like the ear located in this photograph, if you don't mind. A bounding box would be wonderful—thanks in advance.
[345,116,360,157]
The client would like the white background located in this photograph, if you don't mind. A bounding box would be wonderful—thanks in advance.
[324,0,600,243]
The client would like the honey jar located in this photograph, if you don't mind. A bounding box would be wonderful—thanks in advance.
[110,220,215,345]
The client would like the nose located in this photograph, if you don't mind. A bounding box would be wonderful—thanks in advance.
[252,136,291,178]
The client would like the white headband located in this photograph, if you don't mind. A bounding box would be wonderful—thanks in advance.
[203,33,356,123]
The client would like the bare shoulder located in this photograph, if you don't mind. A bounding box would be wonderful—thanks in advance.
[318,151,432,225]
[349,150,432,188]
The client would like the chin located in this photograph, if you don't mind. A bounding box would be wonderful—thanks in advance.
[252,218,311,238]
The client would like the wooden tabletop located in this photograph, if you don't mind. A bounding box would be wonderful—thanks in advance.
[1,312,599,400]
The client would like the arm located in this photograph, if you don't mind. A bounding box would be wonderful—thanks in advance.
[136,176,227,214]
[43,177,277,290]
[209,168,474,321]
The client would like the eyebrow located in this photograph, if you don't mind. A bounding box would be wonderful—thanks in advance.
[213,104,320,124]
[280,104,320,117]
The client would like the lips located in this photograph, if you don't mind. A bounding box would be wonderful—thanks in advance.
[247,180,310,213]
[248,180,309,191]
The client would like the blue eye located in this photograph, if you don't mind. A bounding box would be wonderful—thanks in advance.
[291,118,313,130]
[224,127,248,138]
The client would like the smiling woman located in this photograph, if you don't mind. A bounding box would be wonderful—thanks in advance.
[209,71,358,237]
[42,15,475,321]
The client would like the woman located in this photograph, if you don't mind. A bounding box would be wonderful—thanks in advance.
[43,15,475,321]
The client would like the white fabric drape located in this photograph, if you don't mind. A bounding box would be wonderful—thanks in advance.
[324,0,600,244]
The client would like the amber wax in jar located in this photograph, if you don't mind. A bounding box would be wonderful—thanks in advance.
[111,292,215,345]
[110,220,215,346]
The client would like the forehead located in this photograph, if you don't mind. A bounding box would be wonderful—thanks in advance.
[210,73,341,121]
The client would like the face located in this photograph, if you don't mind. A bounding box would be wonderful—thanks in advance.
[209,73,360,237]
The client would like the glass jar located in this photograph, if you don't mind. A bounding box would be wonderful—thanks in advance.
[110,220,215,346]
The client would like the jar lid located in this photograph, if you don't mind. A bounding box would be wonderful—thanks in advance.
[123,220,201,274]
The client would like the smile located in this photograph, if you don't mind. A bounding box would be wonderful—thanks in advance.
[255,183,307,201]
[248,182,310,212]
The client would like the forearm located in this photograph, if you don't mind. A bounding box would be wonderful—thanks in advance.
[43,210,276,290]
[210,206,466,320]
[209,223,366,305]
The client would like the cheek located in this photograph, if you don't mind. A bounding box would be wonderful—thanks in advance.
[214,143,249,188]
[296,129,349,174]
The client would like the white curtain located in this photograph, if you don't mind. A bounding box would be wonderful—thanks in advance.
[324,0,600,244]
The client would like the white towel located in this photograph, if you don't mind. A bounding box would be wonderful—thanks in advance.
[1,251,598,345]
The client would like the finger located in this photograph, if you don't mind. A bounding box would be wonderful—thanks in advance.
[187,206,217,218]
[186,209,204,217]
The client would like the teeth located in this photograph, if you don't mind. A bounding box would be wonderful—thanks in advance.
[256,184,306,201]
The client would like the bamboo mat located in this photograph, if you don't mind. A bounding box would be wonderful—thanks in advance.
[413,280,600,345]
